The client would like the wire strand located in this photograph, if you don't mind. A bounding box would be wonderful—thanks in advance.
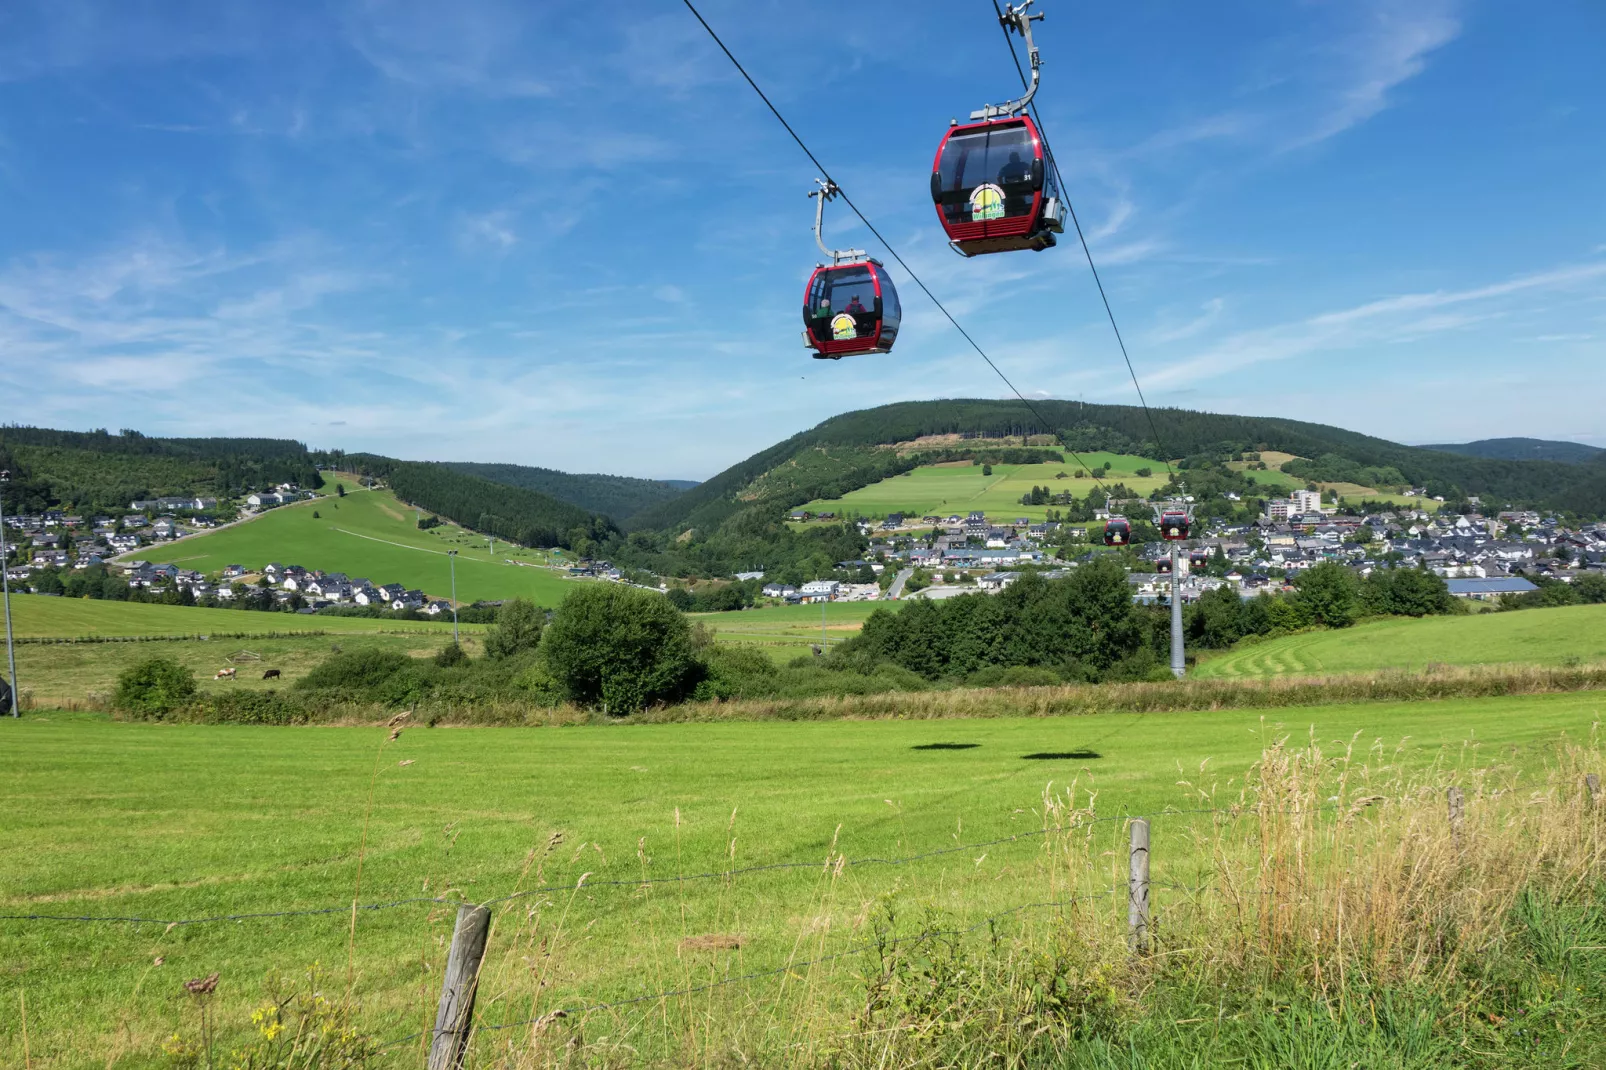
[0,803,1339,927]
[990,0,1176,482]
[678,0,1117,500]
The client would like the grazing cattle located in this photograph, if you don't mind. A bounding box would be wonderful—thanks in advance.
[262,669,281,680]
[214,668,237,680]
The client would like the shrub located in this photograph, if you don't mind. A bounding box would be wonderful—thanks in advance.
[540,585,702,713]
[296,649,410,691]
[483,598,544,660]
[187,690,308,725]
[112,657,197,718]
[434,642,469,668]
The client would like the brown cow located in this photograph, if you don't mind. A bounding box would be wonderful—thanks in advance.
[214,667,237,680]
[262,669,281,680]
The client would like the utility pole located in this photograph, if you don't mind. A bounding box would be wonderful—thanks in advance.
[1169,540,1184,679]
[447,550,459,646]
[0,471,17,715]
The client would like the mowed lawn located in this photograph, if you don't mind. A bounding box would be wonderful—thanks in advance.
[799,452,1169,522]
[690,601,887,661]
[1195,603,1606,678]
[0,592,479,638]
[2,691,1601,1063]
[137,487,578,606]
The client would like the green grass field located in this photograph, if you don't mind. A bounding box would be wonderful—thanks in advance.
[691,601,886,661]
[1195,603,1606,679]
[1,691,1600,1064]
[0,593,478,639]
[13,632,475,707]
[799,452,1169,522]
[137,488,579,606]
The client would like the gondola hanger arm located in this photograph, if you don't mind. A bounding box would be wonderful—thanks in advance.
[973,1,1044,121]
[809,179,865,264]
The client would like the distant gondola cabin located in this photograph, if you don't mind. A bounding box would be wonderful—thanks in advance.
[802,260,901,358]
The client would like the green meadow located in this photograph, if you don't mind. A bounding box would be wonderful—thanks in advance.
[13,632,475,707]
[798,452,1169,522]
[2,690,1601,1065]
[136,488,579,607]
[690,601,886,661]
[1195,603,1606,679]
[0,592,475,639]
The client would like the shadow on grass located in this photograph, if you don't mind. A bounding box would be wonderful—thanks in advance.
[911,742,981,751]
[1021,751,1101,761]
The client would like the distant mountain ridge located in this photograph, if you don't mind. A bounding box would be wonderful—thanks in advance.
[442,461,689,521]
[1423,438,1603,464]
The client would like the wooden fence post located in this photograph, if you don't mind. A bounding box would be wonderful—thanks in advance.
[1447,785,1465,846]
[1587,773,1602,809]
[428,903,492,1070]
[1128,819,1150,955]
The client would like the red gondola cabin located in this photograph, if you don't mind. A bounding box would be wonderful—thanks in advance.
[1102,517,1130,546]
[931,116,1064,257]
[1160,510,1191,541]
[1156,556,1173,573]
[802,259,901,359]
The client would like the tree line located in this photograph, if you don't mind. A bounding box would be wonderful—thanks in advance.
[340,455,616,551]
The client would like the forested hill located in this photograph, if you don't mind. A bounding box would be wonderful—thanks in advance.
[627,400,1606,534]
[1424,438,1604,464]
[443,461,687,521]
[341,454,615,551]
[0,426,321,512]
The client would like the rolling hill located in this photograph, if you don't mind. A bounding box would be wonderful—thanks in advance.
[1423,437,1604,464]
[443,461,687,521]
[628,399,1606,537]
[138,487,581,607]
[0,426,321,513]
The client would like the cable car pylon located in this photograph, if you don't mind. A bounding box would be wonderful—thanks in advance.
[1154,496,1195,679]
[802,179,902,359]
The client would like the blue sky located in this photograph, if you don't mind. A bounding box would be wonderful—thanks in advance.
[1,0,1602,480]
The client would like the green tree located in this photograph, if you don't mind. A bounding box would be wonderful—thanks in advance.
[1293,561,1359,628]
[982,463,993,476]
[1361,566,1453,617]
[1571,572,1606,604]
[112,657,197,717]
[335,483,345,497]
[484,598,545,659]
[540,585,700,713]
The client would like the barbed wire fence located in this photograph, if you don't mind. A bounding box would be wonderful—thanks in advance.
[7,782,1598,1066]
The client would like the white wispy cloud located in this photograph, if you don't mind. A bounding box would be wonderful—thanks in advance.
[1145,260,1606,389]
[1288,1,1461,148]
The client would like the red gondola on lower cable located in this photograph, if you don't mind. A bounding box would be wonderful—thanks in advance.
[1189,548,1210,567]
[802,259,901,359]
[1156,556,1173,573]
[930,115,1064,257]
[1160,510,1192,541]
[1102,516,1130,546]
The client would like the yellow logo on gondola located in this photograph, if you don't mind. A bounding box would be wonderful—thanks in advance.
[830,313,858,341]
[969,184,1005,221]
